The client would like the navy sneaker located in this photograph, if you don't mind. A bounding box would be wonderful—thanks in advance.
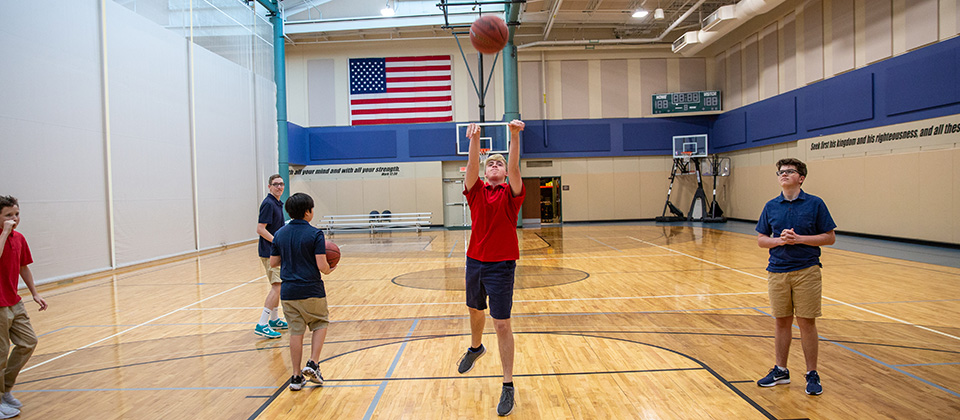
[457,345,486,374]
[289,375,305,391]
[302,360,324,385]
[757,366,790,387]
[805,370,823,395]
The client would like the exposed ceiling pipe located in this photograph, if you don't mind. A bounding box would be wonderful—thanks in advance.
[676,0,787,56]
[520,0,707,49]
[542,0,566,40]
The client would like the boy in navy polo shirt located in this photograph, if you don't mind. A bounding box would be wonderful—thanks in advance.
[456,120,525,416]
[0,196,48,418]
[755,158,836,396]
[255,174,288,339]
[270,193,336,391]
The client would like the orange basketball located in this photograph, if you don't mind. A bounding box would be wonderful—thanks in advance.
[470,15,509,54]
[325,241,340,267]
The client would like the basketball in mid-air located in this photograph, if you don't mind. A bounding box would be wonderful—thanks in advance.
[325,241,340,267]
[470,15,509,54]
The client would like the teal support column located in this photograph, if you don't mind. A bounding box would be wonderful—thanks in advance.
[258,0,290,204]
[503,3,521,122]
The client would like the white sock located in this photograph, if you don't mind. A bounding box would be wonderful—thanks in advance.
[776,365,787,371]
[271,307,280,321]
[258,308,271,326]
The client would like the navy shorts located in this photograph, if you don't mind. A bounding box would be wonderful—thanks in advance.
[465,257,516,320]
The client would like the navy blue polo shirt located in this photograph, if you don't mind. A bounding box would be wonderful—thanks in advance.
[258,194,284,258]
[756,190,837,273]
[271,219,327,300]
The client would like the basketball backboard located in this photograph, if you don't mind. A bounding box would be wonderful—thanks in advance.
[672,134,708,158]
[456,122,510,155]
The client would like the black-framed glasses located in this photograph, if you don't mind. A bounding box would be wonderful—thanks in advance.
[776,169,798,176]
[270,182,285,187]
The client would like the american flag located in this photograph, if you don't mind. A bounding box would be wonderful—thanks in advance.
[349,55,453,126]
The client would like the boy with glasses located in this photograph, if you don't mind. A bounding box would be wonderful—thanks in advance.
[755,158,836,395]
[254,174,288,339]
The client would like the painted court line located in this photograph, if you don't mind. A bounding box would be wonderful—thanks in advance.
[628,236,960,343]
[23,275,267,373]
[364,319,419,420]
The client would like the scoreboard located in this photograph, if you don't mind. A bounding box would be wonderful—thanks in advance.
[652,90,722,114]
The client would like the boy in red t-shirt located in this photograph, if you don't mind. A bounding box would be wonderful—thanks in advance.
[0,196,48,418]
[455,120,525,417]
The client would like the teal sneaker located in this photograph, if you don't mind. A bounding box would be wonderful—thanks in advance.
[269,318,289,330]
[254,324,281,339]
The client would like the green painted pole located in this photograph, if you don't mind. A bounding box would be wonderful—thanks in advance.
[257,0,290,204]
[502,3,521,122]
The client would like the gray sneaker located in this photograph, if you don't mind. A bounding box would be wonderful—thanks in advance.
[1,392,21,409]
[497,385,515,416]
[0,401,19,419]
[456,345,485,374]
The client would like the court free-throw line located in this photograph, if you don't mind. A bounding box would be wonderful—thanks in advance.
[23,275,267,373]
[628,236,960,343]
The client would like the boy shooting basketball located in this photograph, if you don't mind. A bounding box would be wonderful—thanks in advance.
[270,193,336,391]
[755,158,836,396]
[0,196,48,418]
[456,120,525,416]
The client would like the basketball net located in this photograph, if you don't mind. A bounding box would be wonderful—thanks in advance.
[681,151,693,164]
[480,148,490,163]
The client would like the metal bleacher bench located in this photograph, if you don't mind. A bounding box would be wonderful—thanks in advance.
[317,212,432,235]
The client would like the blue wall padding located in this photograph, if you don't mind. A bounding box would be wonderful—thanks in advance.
[711,112,746,150]
[287,122,309,165]
[308,129,397,160]
[288,36,960,164]
[522,120,612,153]
[802,72,874,131]
[409,128,457,157]
[623,118,709,151]
[747,95,797,141]
[884,47,959,116]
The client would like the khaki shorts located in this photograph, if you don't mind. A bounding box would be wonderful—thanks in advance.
[281,297,330,335]
[767,265,822,319]
[260,257,281,284]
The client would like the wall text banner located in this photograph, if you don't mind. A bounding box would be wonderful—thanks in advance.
[803,115,960,159]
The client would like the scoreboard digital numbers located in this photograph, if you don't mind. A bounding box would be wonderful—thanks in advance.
[652,90,722,114]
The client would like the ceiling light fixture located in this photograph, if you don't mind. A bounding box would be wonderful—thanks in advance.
[381,0,395,17]
[632,9,649,18]
[654,8,665,20]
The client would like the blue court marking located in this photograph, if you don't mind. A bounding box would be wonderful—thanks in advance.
[447,238,460,258]
[363,319,419,420]
[752,308,960,399]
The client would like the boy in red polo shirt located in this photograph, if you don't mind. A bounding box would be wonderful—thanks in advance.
[455,120,525,417]
[0,196,48,418]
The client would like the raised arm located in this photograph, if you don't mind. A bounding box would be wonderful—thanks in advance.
[506,120,524,196]
[464,123,481,192]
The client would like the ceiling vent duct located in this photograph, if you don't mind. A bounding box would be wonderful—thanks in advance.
[671,32,700,54]
[701,5,736,32]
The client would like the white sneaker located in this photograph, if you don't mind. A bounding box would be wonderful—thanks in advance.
[0,401,19,419]
[1,392,21,409]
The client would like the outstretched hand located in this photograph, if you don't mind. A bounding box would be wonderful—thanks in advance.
[508,120,525,133]
[466,123,481,142]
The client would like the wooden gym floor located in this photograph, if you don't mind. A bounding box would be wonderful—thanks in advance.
[14,224,960,419]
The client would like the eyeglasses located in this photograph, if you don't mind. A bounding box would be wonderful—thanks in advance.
[776,169,799,176]
[270,182,285,187]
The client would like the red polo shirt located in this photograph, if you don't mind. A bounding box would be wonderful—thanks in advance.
[464,179,525,262]
[0,231,32,307]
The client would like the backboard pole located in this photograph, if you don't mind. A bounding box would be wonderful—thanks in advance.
[478,52,486,122]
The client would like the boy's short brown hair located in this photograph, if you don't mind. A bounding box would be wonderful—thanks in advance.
[776,158,807,177]
[0,196,18,211]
